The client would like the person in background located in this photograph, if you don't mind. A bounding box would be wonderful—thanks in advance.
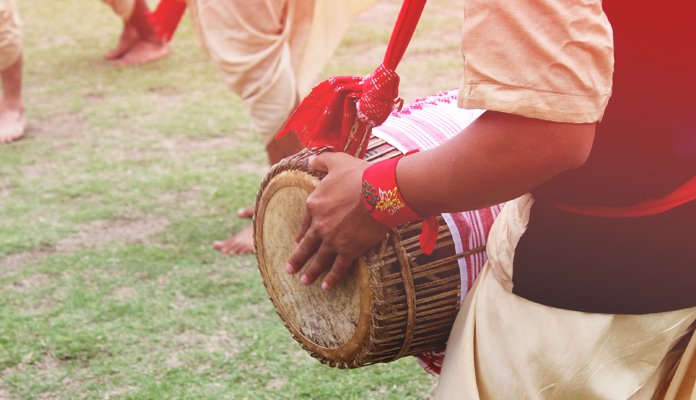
[0,0,25,144]
[190,0,376,255]
[99,0,375,253]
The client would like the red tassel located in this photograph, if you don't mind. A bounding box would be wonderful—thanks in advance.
[419,216,438,255]
[274,0,427,159]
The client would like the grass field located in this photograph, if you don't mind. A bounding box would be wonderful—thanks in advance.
[1,1,464,398]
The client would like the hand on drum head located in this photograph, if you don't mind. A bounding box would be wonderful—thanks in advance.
[285,152,390,291]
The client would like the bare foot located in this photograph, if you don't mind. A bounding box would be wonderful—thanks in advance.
[0,107,26,144]
[105,23,139,60]
[212,225,255,255]
[237,205,255,219]
[112,40,170,67]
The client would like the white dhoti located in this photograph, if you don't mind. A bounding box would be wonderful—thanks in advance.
[0,0,21,71]
[436,195,696,400]
[188,0,376,142]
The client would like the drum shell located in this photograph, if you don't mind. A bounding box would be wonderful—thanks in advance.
[254,138,483,368]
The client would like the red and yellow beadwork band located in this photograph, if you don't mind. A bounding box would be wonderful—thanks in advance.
[361,155,423,225]
[361,154,438,255]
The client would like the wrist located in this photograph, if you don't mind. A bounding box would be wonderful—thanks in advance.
[361,155,423,228]
[361,154,439,255]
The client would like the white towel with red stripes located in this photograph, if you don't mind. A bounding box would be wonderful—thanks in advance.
[371,90,503,375]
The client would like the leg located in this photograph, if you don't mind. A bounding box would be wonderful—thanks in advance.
[104,20,138,60]
[211,131,303,254]
[192,0,363,255]
[236,206,255,219]
[0,1,24,144]
[237,130,303,218]
[112,0,170,66]
[190,0,301,254]
[102,0,138,59]
[0,52,24,144]
[211,109,303,254]
[102,0,170,65]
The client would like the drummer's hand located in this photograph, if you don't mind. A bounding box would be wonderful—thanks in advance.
[286,152,389,291]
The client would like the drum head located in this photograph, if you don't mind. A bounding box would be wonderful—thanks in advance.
[254,168,371,365]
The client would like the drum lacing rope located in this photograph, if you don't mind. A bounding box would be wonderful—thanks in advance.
[392,229,417,359]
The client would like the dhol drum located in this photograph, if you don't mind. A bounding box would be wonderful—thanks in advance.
[254,91,501,368]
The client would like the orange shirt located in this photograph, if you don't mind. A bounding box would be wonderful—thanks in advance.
[458,0,614,123]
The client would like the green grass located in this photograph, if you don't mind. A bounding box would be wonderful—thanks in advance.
[1,0,464,398]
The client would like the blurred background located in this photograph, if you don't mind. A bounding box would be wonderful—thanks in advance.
[0,0,463,398]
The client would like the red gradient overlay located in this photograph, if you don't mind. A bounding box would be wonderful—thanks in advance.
[535,2,695,211]
[515,2,695,314]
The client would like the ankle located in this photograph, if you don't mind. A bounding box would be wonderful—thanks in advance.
[0,98,23,113]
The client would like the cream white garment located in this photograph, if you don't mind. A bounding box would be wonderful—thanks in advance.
[0,0,21,71]
[435,196,696,400]
[188,0,375,142]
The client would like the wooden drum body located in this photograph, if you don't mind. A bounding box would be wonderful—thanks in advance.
[254,91,498,368]
[254,138,474,368]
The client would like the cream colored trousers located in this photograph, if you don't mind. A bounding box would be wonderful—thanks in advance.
[188,0,375,142]
[436,195,696,400]
[0,0,21,71]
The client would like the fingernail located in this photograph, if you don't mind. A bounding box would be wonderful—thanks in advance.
[285,263,294,274]
[307,155,316,165]
[300,275,309,285]
[321,281,330,291]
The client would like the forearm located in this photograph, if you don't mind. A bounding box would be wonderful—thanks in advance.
[397,111,596,214]
[287,111,596,290]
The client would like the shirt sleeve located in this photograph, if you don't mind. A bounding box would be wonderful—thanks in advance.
[458,0,614,123]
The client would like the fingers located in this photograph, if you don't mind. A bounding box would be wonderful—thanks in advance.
[286,221,358,290]
[289,244,357,291]
[298,246,336,286]
[321,255,355,291]
[286,229,321,274]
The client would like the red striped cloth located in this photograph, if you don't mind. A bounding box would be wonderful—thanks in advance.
[370,90,503,375]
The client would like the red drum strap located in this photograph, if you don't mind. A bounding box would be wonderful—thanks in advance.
[276,0,427,158]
